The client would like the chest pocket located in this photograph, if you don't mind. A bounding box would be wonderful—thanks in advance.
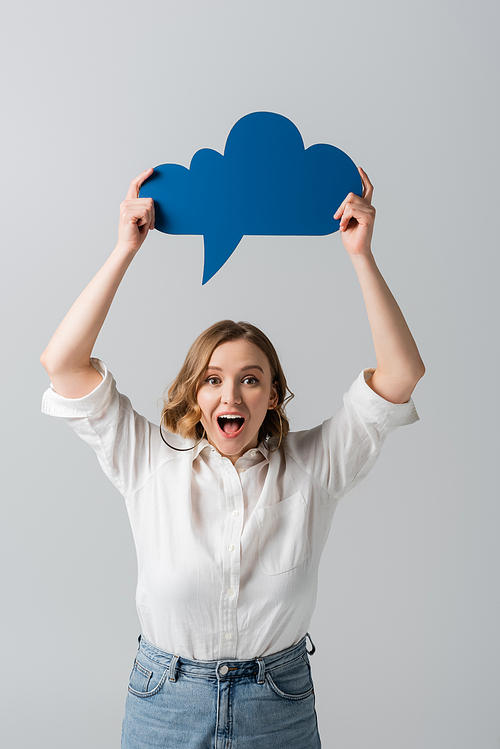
[256,492,311,575]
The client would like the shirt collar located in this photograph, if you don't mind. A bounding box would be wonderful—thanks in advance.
[194,439,270,465]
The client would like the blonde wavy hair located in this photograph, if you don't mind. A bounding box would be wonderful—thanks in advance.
[161,320,293,444]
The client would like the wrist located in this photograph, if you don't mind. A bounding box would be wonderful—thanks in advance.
[348,250,375,268]
[113,241,140,261]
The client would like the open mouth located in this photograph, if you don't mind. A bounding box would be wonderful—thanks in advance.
[217,415,245,436]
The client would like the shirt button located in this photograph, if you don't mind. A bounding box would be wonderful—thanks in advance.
[219,665,229,675]
[228,545,235,552]
[250,450,256,457]
[225,632,232,640]
[227,588,234,596]
[232,511,239,517]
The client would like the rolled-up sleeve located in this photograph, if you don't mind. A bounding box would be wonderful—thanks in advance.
[346,368,419,430]
[41,358,159,497]
[41,359,110,417]
[286,368,419,500]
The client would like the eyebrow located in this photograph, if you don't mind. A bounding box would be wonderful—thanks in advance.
[206,365,265,374]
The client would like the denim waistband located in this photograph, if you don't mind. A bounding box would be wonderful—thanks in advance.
[137,633,316,683]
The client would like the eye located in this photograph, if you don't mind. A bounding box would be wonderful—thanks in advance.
[242,376,259,385]
[205,376,221,385]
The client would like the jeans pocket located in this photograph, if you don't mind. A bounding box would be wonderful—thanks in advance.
[128,653,169,698]
[266,654,315,701]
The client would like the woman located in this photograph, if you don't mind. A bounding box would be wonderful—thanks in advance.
[41,167,424,748]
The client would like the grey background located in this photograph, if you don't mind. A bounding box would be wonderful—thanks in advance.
[1,0,499,746]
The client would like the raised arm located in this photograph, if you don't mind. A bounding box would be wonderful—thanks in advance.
[40,169,155,398]
[334,169,425,404]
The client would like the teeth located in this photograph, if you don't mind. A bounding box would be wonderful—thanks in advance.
[220,414,242,419]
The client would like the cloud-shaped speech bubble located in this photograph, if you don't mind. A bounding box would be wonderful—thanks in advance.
[140,112,362,284]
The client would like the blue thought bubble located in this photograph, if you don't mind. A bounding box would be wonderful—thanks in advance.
[140,112,362,284]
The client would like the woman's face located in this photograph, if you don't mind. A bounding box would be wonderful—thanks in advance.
[197,339,278,464]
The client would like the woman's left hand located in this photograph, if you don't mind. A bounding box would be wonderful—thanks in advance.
[334,168,376,257]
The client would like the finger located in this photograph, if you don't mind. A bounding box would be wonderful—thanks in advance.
[334,191,367,220]
[358,167,374,204]
[137,201,155,228]
[339,203,374,231]
[339,204,354,232]
[120,198,154,229]
[334,192,357,220]
[125,167,154,200]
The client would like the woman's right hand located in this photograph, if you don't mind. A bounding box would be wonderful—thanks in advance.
[117,168,156,254]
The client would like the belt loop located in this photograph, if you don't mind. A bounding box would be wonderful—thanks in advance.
[169,654,179,682]
[256,657,265,685]
[306,632,316,656]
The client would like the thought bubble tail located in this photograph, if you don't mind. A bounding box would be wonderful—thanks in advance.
[202,233,243,284]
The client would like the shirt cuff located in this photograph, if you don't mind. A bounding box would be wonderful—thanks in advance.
[348,368,420,428]
[41,358,115,417]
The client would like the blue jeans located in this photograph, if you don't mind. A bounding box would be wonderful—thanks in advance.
[121,634,321,748]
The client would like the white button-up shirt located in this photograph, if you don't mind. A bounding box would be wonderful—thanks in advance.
[42,359,419,660]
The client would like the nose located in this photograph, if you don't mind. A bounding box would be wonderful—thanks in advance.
[221,380,241,405]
